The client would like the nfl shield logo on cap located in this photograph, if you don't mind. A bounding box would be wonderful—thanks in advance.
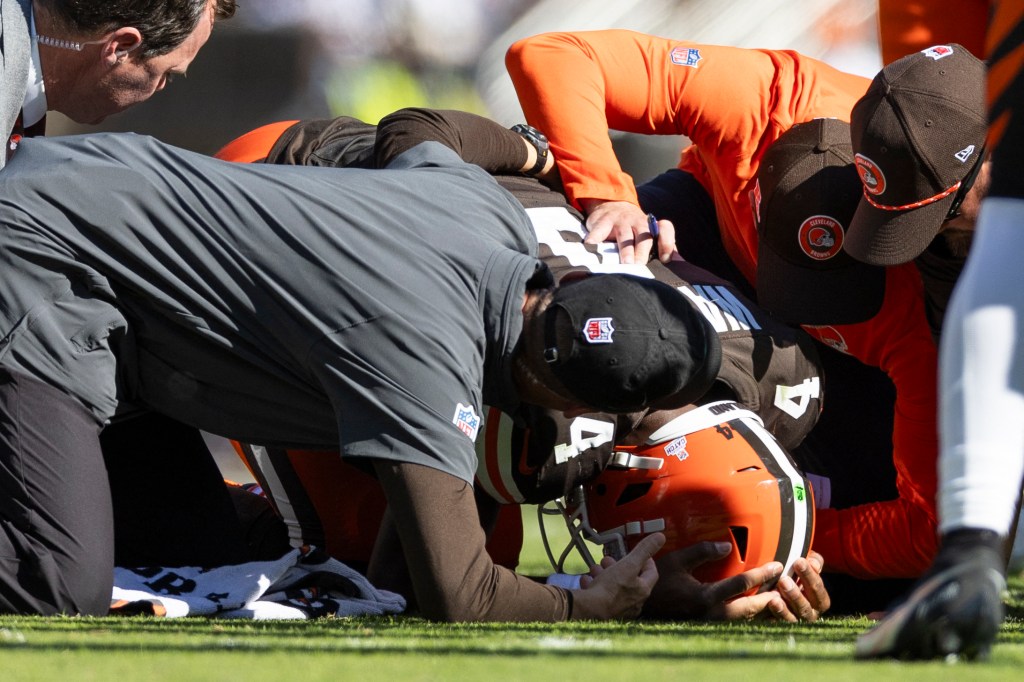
[582,317,615,344]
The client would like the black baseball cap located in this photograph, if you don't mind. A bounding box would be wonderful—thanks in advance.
[847,44,986,265]
[755,118,885,326]
[542,274,721,412]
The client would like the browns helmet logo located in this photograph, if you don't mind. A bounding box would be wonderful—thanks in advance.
[798,215,844,260]
[854,154,886,196]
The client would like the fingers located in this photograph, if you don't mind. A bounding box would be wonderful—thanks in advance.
[806,550,825,574]
[706,561,783,605]
[581,201,657,264]
[626,531,666,564]
[571,533,665,620]
[654,218,678,263]
[790,557,831,616]
[776,574,818,622]
[718,592,795,622]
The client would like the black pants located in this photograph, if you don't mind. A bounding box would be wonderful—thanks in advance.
[0,367,113,615]
[0,365,277,615]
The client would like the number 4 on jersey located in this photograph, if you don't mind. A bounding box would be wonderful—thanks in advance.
[774,377,821,419]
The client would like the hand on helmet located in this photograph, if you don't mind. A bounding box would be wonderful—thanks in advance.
[570,532,664,620]
[579,199,677,264]
[635,540,824,622]
[768,551,830,622]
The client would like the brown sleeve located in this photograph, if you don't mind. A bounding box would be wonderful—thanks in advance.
[374,108,529,173]
[265,117,377,168]
[368,460,570,622]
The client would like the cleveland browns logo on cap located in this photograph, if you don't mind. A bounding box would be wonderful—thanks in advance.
[583,317,615,343]
[854,154,887,196]
[798,215,844,260]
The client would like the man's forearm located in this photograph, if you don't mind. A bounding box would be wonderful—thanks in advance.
[371,459,570,622]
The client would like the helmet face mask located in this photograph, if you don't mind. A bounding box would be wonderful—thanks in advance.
[543,401,815,590]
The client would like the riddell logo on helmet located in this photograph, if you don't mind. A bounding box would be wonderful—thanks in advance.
[798,216,844,260]
[854,154,886,195]
[582,317,614,344]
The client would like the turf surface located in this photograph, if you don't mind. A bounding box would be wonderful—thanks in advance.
[2,507,1022,681]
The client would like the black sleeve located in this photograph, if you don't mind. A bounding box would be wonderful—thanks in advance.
[368,459,570,622]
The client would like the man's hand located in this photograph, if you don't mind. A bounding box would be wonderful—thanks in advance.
[773,551,830,622]
[638,542,829,622]
[579,199,677,264]
[570,532,664,620]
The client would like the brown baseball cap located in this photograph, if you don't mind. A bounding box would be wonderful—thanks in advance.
[846,44,986,265]
[755,118,885,326]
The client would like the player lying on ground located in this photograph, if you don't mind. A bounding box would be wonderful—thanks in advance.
[215,107,830,621]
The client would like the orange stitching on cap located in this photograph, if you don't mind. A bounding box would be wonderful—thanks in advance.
[861,181,960,211]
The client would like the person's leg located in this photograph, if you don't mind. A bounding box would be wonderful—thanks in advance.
[0,367,113,615]
[103,412,260,567]
[857,2,1024,660]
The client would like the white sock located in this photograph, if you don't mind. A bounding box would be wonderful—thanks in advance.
[939,197,1024,536]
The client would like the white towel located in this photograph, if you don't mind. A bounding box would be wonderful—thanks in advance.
[111,546,406,619]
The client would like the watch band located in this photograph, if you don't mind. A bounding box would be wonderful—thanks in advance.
[511,123,549,176]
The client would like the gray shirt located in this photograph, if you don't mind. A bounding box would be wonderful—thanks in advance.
[0,133,544,482]
[0,0,34,164]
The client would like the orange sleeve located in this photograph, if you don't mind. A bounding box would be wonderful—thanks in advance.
[213,120,299,163]
[506,30,868,283]
[804,264,939,578]
[505,31,789,208]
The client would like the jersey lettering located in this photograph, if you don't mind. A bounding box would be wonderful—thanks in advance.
[553,417,616,464]
[679,285,760,333]
[773,377,822,419]
[708,402,741,416]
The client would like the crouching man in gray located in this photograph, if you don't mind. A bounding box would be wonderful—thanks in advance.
[0,133,718,619]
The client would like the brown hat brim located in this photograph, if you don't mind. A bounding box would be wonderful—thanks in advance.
[757,235,886,326]
[845,189,956,266]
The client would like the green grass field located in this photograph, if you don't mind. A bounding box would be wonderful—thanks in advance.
[2,507,1023,681]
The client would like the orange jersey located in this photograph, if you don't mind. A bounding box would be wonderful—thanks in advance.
[506,29,869,286]
[877,0,989,64]
[803,263,939,578]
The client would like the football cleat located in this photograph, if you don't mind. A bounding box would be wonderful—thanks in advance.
[855,547,1006,661]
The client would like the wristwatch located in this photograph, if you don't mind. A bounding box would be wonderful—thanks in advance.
[510,123,549,176]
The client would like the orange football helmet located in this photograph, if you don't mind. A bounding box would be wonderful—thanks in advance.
[542,401,815,588]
